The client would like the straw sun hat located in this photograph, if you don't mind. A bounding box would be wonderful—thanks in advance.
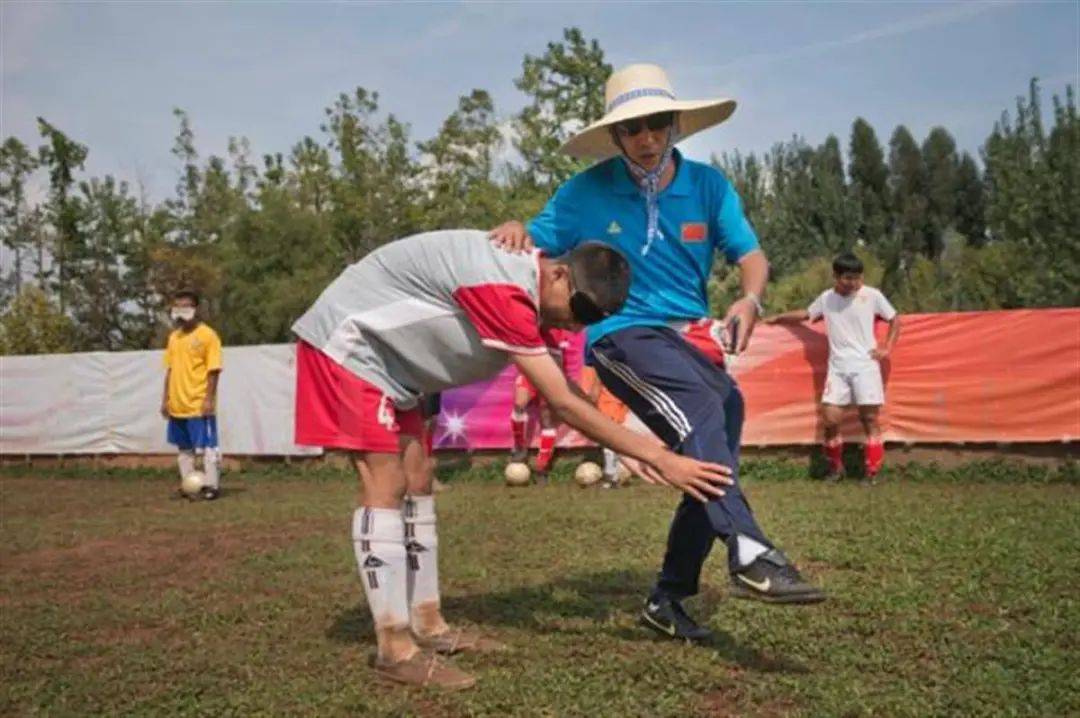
[560,63,736,161]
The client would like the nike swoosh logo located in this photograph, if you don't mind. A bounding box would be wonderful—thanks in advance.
[736,574,771,592]
[642,611,676,637]
[646,602,660,612]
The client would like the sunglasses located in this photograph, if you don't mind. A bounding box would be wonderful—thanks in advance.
[567,266,612,326]
[613,112,675,138]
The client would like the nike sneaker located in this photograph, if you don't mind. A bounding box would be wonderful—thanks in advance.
[640,594,712,643]
[730,549,826,604]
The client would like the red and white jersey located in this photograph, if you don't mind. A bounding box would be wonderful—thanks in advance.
[540,327,575,370]
[292,230,548,409]
[808,286,897,372]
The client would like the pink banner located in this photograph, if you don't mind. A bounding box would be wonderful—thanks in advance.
[432,309,1080,449]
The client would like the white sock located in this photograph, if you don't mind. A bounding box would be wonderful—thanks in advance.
[177,451,196,480]
[511,408,527,422]
[602,448,619,477]
[353,507,410,633]
[403,495,442,635]
[201,448,221,489]
[736,535,770,567]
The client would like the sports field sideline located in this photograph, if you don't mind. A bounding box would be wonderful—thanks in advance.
[2,459,1076,717]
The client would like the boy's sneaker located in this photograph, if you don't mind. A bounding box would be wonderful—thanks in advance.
[533,470,549,486]
[730,549,827,604]
[640,594,712,643]
[823,465,844,483]
[374,651,476,690]
[199,486,221,501]
[510,448,529,463]
[600,474,619,489]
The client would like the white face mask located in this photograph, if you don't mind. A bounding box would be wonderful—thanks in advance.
[170,307,196,322]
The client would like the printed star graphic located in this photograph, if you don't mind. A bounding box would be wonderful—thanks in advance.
[440,410,468,443]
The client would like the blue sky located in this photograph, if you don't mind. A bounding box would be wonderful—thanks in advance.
[2,1,1077,201]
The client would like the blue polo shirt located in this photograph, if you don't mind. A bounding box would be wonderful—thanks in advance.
[528,149,761,344]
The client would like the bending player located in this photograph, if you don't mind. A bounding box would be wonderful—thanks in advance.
[508,328,574,483]
[766,252,901,480]
[292,229,733,690]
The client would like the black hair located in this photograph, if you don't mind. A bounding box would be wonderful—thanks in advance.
[563,242,631,325]
[832,252,864,276]
[173,289,200,305]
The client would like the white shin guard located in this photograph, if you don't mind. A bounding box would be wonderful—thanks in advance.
[201,447,221,489]
[353,507,410,631]
[177,451,196,480]
[403,495,441,632]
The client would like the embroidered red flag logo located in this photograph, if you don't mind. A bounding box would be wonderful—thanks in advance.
[681,222,707,242]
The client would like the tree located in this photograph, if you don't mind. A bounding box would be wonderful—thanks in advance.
[36,118,88,313]
[513,27,611,190]
[954,152,985,244]
[0,286,75,355]
[887,125,928,259]
[848,117,889,244]
[0,138,39,295]
[921,126,959,257]
[417,89,505,229]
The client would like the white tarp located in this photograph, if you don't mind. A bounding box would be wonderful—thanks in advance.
[0,344,319,456]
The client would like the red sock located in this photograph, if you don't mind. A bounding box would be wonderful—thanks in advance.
[824,438,843,472]
[865,439,885,476]
[536,429,557,471]
[510,411,527,452]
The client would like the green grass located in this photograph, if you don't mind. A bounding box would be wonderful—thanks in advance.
[2,459,1077,717]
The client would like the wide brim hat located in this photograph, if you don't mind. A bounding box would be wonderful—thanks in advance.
[560,63,736,161]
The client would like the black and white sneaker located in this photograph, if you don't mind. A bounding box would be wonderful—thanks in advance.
[199,486,221,501]
[600,474,619,489]
[640,595,712,643]
[731,549,826,604]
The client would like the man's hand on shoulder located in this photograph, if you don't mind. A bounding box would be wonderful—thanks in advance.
[489,221,534,254]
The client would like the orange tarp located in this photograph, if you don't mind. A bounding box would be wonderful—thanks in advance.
[732,308,1080,445]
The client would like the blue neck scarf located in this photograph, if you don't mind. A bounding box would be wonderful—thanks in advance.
[620,130,677,256]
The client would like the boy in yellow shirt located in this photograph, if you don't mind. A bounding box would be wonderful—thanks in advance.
[161,290,223,499]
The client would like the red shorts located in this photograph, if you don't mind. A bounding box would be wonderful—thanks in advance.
[294,341,425,453]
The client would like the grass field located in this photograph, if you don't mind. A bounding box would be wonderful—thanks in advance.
[2,458,1077,717]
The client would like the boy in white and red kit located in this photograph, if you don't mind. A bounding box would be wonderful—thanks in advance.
[508,327,574,482]
[766,252,901,480]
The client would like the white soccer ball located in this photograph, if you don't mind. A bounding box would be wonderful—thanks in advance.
[504,462,531,487]
[616,462,633,486]
[574,461,603,487]
[180,471,206,497]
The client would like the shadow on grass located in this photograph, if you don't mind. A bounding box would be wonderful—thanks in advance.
[327,568,807,674]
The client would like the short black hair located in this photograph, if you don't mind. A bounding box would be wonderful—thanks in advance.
[173,289,200,305]
[563,242,631,325]
[833,252,863,275]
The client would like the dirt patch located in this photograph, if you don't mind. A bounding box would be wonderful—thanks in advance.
[2,519,327,603]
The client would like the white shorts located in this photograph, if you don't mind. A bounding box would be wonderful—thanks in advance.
[822,365,884,406]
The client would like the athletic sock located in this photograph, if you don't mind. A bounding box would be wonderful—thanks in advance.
[735,534,770,569]
[202,448,221,489]
[510,409,527,453]
[865,438,885,475]
[353,507,410,653]
[177,450,196,480]
[824,438,844,472]
[536,429,557,472]
[403,495,446,637]
[602,448,619,478]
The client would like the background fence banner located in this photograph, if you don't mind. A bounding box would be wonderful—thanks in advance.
[432,308,1080,449]
[0,344,319,456]
[2,309,1077,455]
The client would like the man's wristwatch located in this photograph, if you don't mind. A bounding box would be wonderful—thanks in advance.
[744,292,764,316]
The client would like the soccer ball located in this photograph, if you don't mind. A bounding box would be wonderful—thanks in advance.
[616,462,633,486]
[574,461,603,487]
[504,462,531,487]
[180,471,206,497]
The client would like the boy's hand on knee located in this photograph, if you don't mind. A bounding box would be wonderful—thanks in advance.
[650,452,733,503]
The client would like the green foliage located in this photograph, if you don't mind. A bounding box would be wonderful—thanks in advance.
[0,285,75,354]
[0,30,1075,353]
